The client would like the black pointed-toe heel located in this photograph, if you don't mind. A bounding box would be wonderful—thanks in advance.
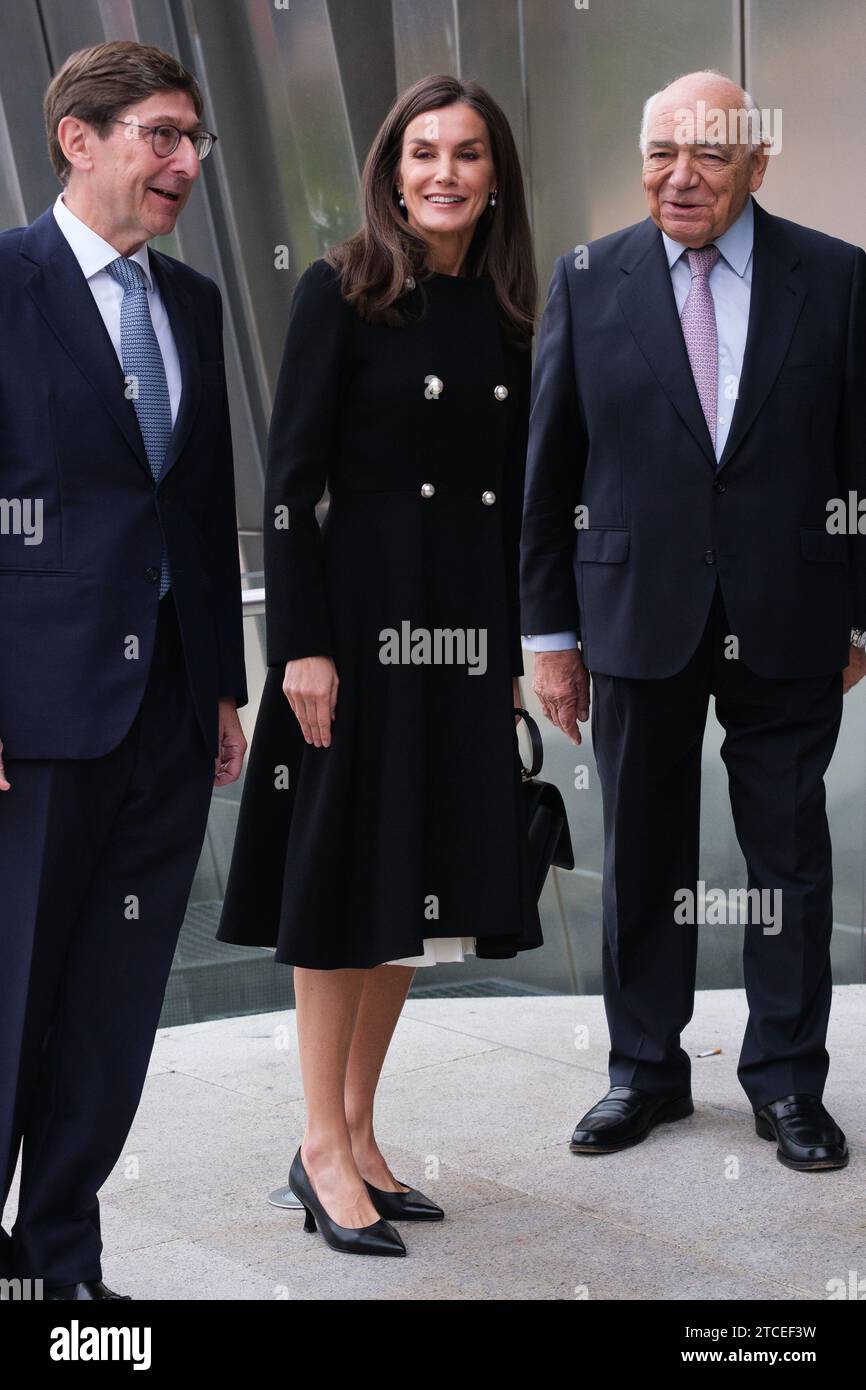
[289,1148,407,1256]
[364,1179,445,1221]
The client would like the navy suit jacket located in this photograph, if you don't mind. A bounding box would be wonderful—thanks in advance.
[0,206,247,759]
[520,197,866,679]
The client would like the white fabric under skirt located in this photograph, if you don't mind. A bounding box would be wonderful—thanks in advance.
[386,936,477,968]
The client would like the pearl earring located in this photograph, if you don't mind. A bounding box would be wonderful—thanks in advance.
[489,189,497,208]
[398,190,406,208]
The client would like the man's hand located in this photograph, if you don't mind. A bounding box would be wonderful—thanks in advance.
[0,737,9,792]
[842,644,866,694]
[283,656,339,748]
[214,698,247,786]
[532,648,591,746]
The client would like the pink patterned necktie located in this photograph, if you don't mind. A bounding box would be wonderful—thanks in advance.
[680,244,721,449]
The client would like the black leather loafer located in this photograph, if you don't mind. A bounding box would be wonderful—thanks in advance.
[570,1085,694,1153]
[45,1280,132,1300]
[364,1180,445,1221]
[755,1095,849,1171]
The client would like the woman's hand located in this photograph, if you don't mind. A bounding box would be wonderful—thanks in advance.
[283,656,339,747]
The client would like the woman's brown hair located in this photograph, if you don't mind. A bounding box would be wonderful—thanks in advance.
[324,74,536,348]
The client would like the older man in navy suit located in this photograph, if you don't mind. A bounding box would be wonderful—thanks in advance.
[0,41,247,1297]
[522,71,865,1171]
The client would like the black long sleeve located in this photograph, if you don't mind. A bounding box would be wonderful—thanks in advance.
[519,255,586,639]
[263,260,353,666]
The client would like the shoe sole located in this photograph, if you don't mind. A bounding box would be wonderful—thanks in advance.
[754,1113,849,1171]
[300,1208,407,1254]
[569,1095,694,1153]
[374,1211,445,1221]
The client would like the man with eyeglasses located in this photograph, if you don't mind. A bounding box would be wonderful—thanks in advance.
[111,116,217,163]
[0,40,247,1299]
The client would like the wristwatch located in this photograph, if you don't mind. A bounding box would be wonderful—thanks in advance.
[850,628,866,650]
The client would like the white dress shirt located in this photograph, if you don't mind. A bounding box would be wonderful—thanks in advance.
[52,191,182,426]
[523,199,755,653]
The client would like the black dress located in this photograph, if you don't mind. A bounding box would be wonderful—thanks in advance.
[216,258,542,968]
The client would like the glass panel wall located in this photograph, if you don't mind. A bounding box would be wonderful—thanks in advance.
[2,0,862,1021]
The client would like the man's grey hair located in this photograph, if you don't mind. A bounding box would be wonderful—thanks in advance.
[638,70,762,155]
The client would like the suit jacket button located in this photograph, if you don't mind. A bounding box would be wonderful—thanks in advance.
[704,549,716,565]
[481,490,496,505]
[494,385,508,400]
[421,482,435,498]
[145,566,160,582]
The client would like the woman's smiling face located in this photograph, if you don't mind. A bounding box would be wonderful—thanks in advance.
[397,102,496,249]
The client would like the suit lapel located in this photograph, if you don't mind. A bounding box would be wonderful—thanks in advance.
[149,249,201,484]
[21,208,203,486]
[615,199,806,473]
[616,216,717,467]
[716,200,805,471]
[22,209,151,478]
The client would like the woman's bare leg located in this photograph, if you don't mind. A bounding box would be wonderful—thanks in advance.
[344,963,416,1192]
[294,965,382,1227]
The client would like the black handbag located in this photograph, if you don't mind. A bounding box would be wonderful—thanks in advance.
[514,706,575,899]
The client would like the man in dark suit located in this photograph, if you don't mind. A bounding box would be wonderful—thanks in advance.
[0,41,247,1297]
[521,71,865,1171]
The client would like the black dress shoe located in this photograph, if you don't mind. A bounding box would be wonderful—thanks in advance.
[364,1179,445,1221]
[570,1085,694,1153]
[45,1280,132,1300]
[755,1095,849,1171]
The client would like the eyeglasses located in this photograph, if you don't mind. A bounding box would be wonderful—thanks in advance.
[112,118,217,161]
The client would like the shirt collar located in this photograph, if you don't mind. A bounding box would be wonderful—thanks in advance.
[53,192,154,290]
[661,195,754,277]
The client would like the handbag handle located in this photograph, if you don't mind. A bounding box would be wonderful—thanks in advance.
[513,706,544,780]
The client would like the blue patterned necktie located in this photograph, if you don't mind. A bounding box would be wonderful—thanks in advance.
[105,255,172,596]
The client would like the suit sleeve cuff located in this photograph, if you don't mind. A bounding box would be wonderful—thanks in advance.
[522,630,579,652]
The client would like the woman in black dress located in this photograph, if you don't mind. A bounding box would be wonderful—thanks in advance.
[218,74,539,1256]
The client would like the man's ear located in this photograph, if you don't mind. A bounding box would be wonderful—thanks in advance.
[748,143,770,193]
[56,114,96,176]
